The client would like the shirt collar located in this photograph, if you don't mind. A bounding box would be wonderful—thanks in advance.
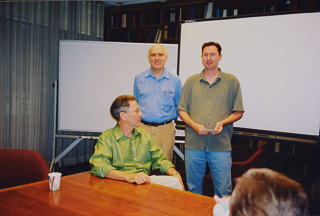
[200,68,222,83]
[114,124,141,140]
[146,67,170,80]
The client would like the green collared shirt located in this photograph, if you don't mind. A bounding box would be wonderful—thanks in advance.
[178,69,244,152]
[89,125,174,178]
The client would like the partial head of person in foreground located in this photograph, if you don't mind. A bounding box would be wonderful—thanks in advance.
[230,168,308,216]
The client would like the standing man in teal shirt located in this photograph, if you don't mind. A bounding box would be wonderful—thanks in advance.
[178,42,244,196]
[90,95,184,189]
[134,44,182,161]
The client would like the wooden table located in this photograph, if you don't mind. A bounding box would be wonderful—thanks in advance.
[0,171,216,215]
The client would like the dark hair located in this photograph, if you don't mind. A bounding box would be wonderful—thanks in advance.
[202,42,222,55]
[110,95,136,121]
[229,168,308,216]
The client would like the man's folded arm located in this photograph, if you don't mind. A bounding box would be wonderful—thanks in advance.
[106,170,152,185]
[89,153,115,178]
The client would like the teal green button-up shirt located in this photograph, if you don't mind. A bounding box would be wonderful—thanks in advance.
[89,125,174,178]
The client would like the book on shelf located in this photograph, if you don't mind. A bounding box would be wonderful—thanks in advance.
[273,142,295,155]
[154,29,161,43]
[190,6,194,19]
[298,145,311,157]
[205,2,213,18]
[121,14,126,28]
[112,14,121,28]
[270,157,293,177]
[203,4,207,18]
[132,14,136,27]
[233,9,238,16]
[232,137,244,147]
[165,24,178,40]
[170,8,176,21]
[215,8,220,18]
[138,31,147,42]
[222,9,228,17]
[184,5,193,20]
[139,11,144,26]
[223,9,240,17]
[127,31,130,42]
[288,144,295,155]
[274,142,280,152]
[126,30,138,42]
[114,31,127,42]
[148,29,159,43]
[248,139,259,148]
[298,161,315,178]
[309,181,320,201]
[164,25,168,40]
[110,15,114,28]
[156,30,161,43]
[170,13,175,21]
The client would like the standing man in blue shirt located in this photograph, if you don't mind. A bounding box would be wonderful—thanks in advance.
[134,44,182,161]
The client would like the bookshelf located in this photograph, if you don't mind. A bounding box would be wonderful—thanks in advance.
[105,0,319,43]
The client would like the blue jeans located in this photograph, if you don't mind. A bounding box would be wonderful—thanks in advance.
[185,148,232,197]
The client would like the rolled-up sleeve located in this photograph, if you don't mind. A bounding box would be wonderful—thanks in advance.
[89,135,116,178]
[148,138,175,174]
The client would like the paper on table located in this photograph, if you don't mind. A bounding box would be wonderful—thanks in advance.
[149,175,183,190]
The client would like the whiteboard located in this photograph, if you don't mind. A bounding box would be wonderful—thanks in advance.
[59,41,178,132]
[179,12,320,136]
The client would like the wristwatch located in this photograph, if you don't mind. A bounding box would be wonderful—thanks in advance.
[170,171,179,176]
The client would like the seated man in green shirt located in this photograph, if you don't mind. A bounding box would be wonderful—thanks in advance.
[89,95,184,190]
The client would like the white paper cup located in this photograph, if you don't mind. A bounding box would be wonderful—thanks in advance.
[213,203,229,216]
[48,172,62,191]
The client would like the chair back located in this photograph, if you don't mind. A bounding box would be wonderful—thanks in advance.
[0,149,50,189]
[231,144,271,180]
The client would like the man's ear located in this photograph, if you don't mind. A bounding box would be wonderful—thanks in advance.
[119,111,126,121]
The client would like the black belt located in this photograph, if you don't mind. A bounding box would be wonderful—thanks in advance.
[141,119,172,127]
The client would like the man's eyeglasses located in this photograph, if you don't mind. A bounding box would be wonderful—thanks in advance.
[125,109,140,114]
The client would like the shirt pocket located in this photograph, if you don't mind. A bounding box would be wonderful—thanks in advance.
[136,144,151,163]
[163,89,175,107]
